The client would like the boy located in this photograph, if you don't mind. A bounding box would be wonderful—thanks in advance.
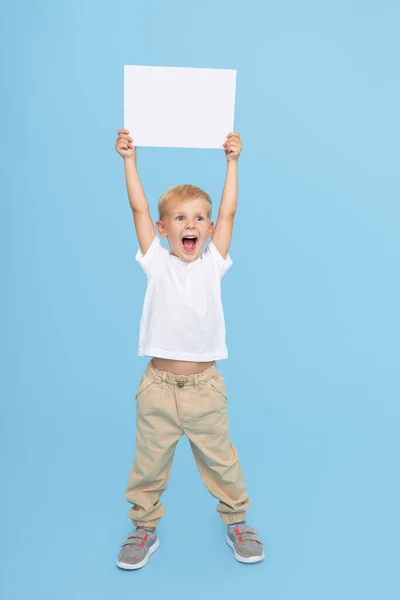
[114,128,264,569]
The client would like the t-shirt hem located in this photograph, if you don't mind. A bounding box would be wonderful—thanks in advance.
[138,347,228,361]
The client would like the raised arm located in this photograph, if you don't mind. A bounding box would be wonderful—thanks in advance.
[115,129,156,255]
[211,132,243,259]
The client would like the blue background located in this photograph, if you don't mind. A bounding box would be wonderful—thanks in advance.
[1,1,399,598]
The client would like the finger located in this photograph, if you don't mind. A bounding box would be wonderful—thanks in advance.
[118,128,129,134]
[118,135,134,144]
[117,140,133,150]
[227,132,240,139]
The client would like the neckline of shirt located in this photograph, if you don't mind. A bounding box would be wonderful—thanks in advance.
[169,252,203,266]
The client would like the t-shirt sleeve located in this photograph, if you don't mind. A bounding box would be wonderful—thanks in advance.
[135,235,167,276]
[204,240,233,278]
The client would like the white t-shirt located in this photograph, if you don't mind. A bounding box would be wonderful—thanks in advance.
[136,236,232,361]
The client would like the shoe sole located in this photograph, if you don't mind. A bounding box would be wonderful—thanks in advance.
[116,538,160,570]
[226,535,265,564]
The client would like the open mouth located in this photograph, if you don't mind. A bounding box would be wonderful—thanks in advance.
[181,236,198,253]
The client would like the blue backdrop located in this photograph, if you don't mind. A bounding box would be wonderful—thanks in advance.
[1,1,399,599]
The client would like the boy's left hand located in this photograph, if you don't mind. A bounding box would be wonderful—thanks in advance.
[223,132,242,162]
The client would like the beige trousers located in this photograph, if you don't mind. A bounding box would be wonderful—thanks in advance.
[125,360,250,527]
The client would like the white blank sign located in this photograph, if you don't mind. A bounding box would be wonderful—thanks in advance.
[124,65,237,149]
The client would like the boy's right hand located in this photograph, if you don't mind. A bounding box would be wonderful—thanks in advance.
[115,128,136,160]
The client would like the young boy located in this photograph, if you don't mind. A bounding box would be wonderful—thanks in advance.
[114,128,264,569]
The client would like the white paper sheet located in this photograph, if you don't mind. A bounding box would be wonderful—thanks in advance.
[124,65,237,149]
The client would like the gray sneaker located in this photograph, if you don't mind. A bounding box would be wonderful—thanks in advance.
[226,524,265,563]
[116,528,160,570]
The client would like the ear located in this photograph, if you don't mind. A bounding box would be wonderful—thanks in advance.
[156,220,168,238]
[208,221,215,238]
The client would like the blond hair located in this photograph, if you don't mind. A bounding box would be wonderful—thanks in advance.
[158,184,212,219]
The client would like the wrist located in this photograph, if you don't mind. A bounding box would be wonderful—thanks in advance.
[124,155,137,168]
[226,159,238,170]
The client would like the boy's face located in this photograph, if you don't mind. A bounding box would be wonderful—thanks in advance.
[156,197,214,262]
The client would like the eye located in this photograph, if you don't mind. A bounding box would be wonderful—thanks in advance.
[196,216,204,221]
[176,215,185,221]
